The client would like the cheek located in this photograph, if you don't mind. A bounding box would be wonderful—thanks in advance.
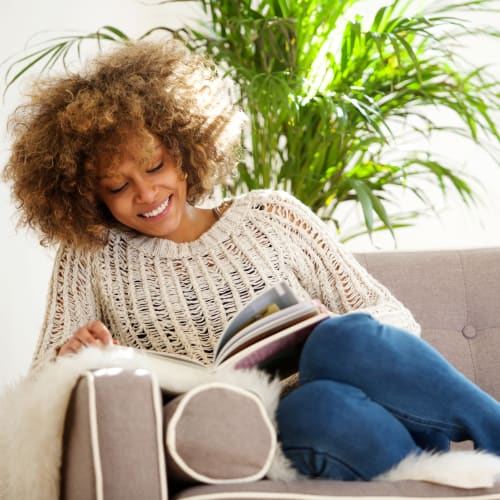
[100,195,129,221]
[178,175,188,194]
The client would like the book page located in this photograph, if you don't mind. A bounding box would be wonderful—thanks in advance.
[127,347,211,395]
[217,312,330,372]
[133,348,206,368]
[215,281,300,356]
[215,302,320,363]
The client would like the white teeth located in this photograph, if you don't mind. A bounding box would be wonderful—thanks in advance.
[141,197,170,218]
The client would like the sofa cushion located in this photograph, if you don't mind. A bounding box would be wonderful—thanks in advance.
[173,478,500,499]
[163,382,276,484]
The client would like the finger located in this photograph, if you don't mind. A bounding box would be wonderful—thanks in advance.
[58,337,82,356]
[71,337,85,352]
[57,343,72,357]
[73,328,99,347]
[312,299,329,314]
[86,320,113,345]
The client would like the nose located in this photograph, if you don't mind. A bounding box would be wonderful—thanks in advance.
[134,178,157,204]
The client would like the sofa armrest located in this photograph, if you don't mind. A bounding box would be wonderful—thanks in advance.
[61,368,167,500]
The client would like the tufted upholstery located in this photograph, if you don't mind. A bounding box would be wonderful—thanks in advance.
[355,247,500,401]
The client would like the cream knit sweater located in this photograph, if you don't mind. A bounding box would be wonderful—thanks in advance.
[33,190,420,367]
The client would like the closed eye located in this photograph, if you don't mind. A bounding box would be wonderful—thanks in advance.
[106,162,163,194]
[109,182,128,194]
[147,162,164,173]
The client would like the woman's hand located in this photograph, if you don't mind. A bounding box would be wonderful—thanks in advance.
[312,299,331,315]
[57,320,119,357]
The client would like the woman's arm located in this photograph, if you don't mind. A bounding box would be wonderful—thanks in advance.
[266,192,421,335]
[31,245,103,369]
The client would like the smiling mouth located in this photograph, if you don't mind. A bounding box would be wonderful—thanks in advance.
[139,195,171,218]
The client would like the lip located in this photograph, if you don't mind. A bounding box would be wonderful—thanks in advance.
[138,195,172,220]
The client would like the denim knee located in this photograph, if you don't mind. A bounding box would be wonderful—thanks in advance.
[305,313,377,353]
[277,379,418,480]
[299,313,377,383]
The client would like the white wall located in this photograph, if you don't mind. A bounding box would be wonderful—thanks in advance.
[1,0,500,389]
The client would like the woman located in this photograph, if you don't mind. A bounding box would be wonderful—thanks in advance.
[4,39,500,481]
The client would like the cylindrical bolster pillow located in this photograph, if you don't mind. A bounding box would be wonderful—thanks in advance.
[163,382,276,484]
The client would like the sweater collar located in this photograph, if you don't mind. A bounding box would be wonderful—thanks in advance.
[113,193,252,258]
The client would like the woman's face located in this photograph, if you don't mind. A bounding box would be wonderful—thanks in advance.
[98,135,189,241]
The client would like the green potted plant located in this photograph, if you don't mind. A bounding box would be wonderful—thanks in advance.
[5,0,500,241]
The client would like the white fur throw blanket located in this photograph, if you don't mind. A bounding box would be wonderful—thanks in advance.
[1,347,500,500]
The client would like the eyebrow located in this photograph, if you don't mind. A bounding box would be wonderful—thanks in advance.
[99,172,124,182]
[98,141,162,181]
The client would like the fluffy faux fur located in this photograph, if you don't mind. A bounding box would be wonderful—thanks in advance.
[0,348,147,500]
[0,346,287,500]
[377,450,500,489]
[1,346,500,500]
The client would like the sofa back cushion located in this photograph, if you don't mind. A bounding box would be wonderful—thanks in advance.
[355,248,500,401]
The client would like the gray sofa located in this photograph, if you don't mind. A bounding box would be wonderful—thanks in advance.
[61,247,500,499]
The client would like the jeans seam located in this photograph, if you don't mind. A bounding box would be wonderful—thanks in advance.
[297,377,466,435]
[283,446,365,480]
[383,403,464,434]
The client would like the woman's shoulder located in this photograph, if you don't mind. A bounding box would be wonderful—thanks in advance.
[48,242,104,278]
[233,190,333,238]
[231,189,308,213]
[239,190,320,226]
[54,236,113,263]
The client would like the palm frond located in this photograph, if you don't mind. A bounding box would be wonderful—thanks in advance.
[3,0,500,241]
[3,26,130,94]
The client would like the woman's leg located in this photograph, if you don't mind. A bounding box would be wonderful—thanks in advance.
[277,379,421,480]
[300,313,500,454]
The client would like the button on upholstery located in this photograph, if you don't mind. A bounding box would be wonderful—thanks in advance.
[462,325,477,339]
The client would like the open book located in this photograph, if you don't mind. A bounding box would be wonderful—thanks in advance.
[136,281,330,380]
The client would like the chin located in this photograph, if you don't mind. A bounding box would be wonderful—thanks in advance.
[142,223,179,240]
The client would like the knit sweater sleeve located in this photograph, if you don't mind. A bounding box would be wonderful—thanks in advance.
[31,245,101,369]
[264,192,421,335]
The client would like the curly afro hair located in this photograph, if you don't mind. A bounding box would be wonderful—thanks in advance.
[3,39,245,248]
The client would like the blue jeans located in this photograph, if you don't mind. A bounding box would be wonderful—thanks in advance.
[277,313,500,480]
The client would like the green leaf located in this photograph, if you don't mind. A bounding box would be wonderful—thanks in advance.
[4,0,500,244]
